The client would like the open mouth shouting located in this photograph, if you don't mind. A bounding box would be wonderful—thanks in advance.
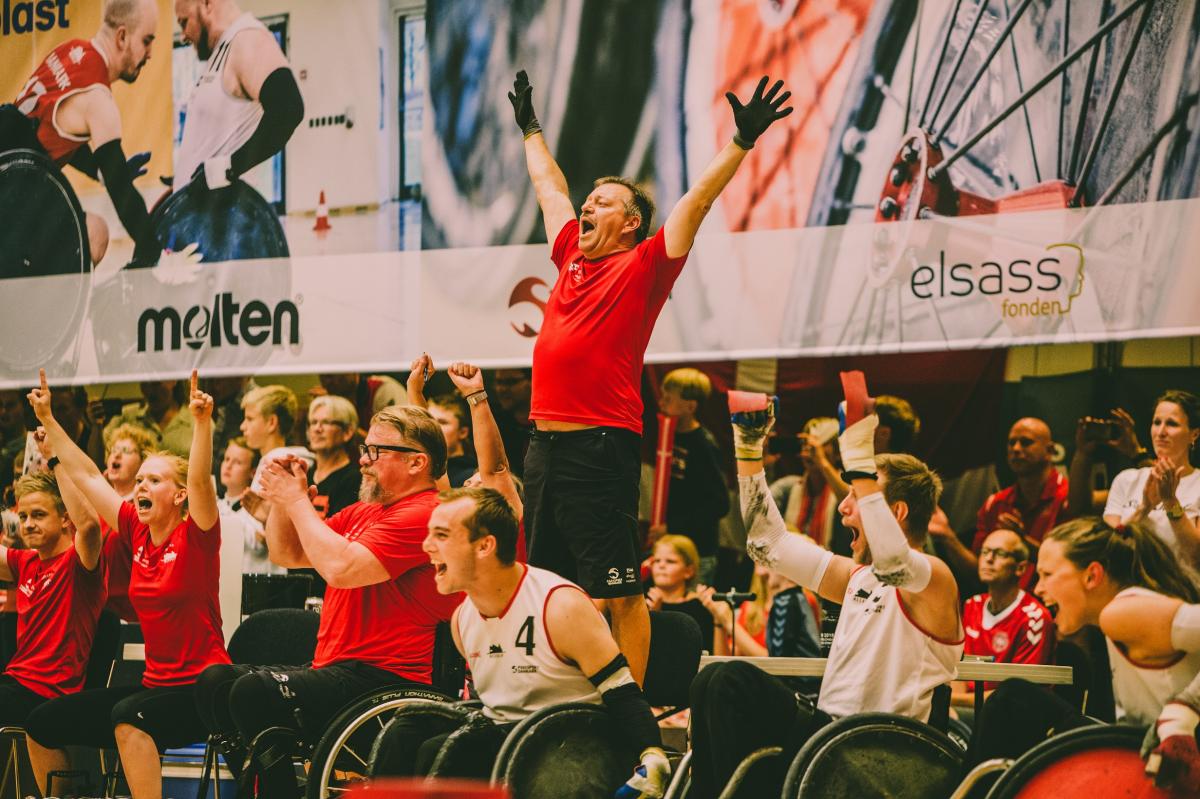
[579,217,596,237]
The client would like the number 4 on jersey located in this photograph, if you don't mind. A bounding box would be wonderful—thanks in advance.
[515,615,535,655]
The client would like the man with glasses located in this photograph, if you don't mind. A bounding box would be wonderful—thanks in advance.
[952,529,1055,710]
[194,406,461,798]
[306,395,361,519]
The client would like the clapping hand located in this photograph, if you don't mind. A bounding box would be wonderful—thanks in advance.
[258,457,311,506]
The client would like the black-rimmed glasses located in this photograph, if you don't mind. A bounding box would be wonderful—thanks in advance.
[358,443,424,462]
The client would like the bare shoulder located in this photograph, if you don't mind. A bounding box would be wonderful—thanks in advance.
[1100,592,1181,644]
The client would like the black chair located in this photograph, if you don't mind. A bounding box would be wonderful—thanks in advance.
[486,611,704,799]
[195,609,321,799]
[780,713,965,799]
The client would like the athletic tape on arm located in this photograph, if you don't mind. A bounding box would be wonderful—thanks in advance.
[857,491,931,591]
[739,471,832,590]
[588,654,661,753]
[230,67,304,178]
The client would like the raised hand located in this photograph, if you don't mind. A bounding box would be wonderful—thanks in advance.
[508,70,542,138]
[188,369,214,423]
[259,458,311,506]
[996,510,1027,537]
[447,361,484,396]
[27,369,53,424]
[1110,407,1142,459]
[1157,457,1185,507]
[731,397,778,461]
[33,427,55,462]
[407,352,433,406]
[85,399,107,427]
[725,76,793,149]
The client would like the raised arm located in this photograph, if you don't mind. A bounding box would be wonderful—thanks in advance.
[35,429,102,571]
[406,352,432,409]
[186,371,219,532]
[259,459,388,588]
[447,362,523,518]
[509,71,576,243]
[28,370,122,530]
[732,402,855,603]
[662,76,792,259]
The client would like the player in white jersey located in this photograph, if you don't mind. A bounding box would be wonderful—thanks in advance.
[687,395,963,799]
[969,517,1200,792]
[373,487,670,797]
[173,0,303,191]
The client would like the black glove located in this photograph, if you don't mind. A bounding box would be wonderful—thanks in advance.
[508,70,542,139]
[725,76,793,149]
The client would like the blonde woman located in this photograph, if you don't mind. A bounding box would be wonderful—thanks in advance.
[24,369,230,799]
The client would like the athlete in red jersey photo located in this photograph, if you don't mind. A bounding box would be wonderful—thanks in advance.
[24,369,229,799]
[509,69,793,683]
[10,0,188,269]
[194,405,461,799]
[953,529,1055,707]
[0,469,104,796]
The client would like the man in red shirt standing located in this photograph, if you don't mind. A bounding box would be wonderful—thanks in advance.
[952,529,1055,708]
[972,418,1070,587]
[10,0,179,268]
[195,406,461,798]
[509,70,792,683]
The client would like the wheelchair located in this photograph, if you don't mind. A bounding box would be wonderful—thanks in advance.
[365,610,704,799]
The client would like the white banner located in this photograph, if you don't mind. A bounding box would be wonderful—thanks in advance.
[3,198,1199,389]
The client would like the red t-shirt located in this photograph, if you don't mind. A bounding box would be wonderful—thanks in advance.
[101,520,137,622]
[314,491,463,680]
[118,502,230,687]
[15,39,111,165]
[962,590,1054,691]
[5,547,105,697]
[974,470,1069,589]
[530,220,688,434]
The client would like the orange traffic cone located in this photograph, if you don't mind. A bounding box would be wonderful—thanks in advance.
[313,190,331,232]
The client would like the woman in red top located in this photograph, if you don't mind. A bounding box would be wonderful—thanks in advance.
[24,369,230,799]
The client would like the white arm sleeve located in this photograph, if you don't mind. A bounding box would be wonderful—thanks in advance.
[1171,603,1200,652]
[739,472,833,590]
[857,491,932,592]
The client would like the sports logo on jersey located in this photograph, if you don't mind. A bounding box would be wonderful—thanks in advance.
[569,261,585,285]
[852,588,871,602]
[512,665,537,674]
[991,630,1010,654]
[488,644,504,657]
[162,546,177,564]
[607,568,621,586]
[18,572,53,599]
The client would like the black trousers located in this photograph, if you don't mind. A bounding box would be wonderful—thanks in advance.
[195,661,412,798]
[688,661,830,799]
[25,683,207,751]
[965,678,1092,766]
[0,675,47,727]
[371,712,512,779]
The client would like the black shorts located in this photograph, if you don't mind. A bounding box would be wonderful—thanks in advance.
[524,427,643,598]
[0,674,49,727]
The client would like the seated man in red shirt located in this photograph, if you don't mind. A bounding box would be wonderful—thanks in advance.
[195,406,462,798]
[972,418,1070,586]
[509,70,792,683]
[952,528,1055,709]
[0,471,104,795]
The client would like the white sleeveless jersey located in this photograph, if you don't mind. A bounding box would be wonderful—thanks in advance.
[1106,587,1200,726]
[456,565,602,722]
[818,566,963,721]
[175,13,268,186]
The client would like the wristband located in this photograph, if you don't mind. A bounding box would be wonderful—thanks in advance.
[46,456,61,471]
[841,470,878,483]
[466,390,488,407]
[733,133,754,150]
[1165,503,1186,521]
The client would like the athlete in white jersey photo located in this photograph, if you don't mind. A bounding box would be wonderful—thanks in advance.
[687,394,963,799]
[371,487,670,798]
[173,0,303,191]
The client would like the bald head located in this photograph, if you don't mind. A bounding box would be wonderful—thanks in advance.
[977,528,1030,588]
[103,0,156,30]
[1006,417,1053,477]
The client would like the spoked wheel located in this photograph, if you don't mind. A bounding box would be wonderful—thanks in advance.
[0,147,90,373]
[304,686,454,799]
[785,0,1200,351]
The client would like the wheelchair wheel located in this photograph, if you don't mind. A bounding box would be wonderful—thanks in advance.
[0,147,90,373]
[366,700,475,777]
[983,724,1171,798]
[150,178,289,263]
[305,686,453,799]
[782,712,964,799]
[490,703,634,799]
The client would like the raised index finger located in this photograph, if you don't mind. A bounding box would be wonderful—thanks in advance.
[190,369,198,396]
[39,368,47,392]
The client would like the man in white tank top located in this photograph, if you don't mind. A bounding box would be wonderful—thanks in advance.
[370,487,670,797]
[173,0,303,192]
[687,395,963,799]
